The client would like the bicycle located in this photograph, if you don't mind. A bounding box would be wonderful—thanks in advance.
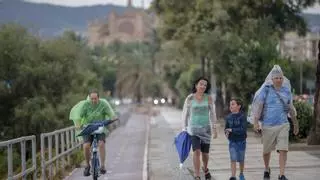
[78,119,118,180]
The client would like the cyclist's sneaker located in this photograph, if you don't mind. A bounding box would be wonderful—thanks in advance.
[239,173,246,180]
[278,175,288,180]
[83,166,90,176]
[263,168,271,179]
[100,167,107,174]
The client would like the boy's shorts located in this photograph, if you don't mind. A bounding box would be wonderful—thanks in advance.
[229,140,246,162]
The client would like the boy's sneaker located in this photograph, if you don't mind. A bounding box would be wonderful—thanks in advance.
[229,177,236,180]
[278,175,288,180]
[263,168,271,179]
[239,173,246,180]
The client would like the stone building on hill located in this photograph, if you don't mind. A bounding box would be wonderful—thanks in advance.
[87,0,155,46]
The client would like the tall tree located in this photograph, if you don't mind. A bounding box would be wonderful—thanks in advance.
[0,24,102,140]
[308,40,320,145]
[152,0,319,107]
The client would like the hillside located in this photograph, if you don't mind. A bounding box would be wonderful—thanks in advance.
[0,0,128,37]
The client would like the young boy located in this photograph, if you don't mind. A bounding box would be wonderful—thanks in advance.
[225,98,247,180]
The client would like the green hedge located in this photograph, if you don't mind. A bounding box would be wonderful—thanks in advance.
[290,101,313,141]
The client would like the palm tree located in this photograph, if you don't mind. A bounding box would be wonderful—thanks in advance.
[115,42,154,103]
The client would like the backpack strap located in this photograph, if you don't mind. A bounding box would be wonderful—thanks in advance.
[272,87,290,113]
[260,86,270,121]
[263,86,270,108]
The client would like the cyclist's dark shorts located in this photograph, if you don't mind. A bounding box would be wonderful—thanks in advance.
[83,133,106,144]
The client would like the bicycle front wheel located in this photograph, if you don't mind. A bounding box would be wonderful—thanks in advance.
[92,152,99,180]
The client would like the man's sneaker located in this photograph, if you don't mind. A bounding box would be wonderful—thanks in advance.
[263,168,271,179]
[278,175,288,180]
[83,166,91,176]
[239,173,246,180]
[229,177,236,180]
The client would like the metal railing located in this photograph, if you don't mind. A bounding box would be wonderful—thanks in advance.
[0,135,37,180]
[0,107,129,180]
[40,126,82,180]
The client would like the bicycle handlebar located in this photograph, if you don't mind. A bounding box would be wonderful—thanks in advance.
[85,118,119,126]
[77,119,119,136]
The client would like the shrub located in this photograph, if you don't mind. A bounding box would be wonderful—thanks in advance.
[290,101,313,141]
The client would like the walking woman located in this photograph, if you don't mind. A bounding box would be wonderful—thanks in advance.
[181,77,218,180]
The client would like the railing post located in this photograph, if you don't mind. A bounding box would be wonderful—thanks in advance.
[41,134,46,180]
[48,136,53,180]
[55,133,59,175]
[32,137,37,180]
[7,144,13,180]
[71,129,75,149]
[60,132,65,174]
[21,140,27,180]
[66,130,70,165]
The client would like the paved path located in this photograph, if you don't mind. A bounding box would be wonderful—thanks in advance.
[65,109,149,180]
[154,106,320,180]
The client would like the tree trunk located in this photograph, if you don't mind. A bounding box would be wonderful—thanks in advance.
[215,81,225,119]
[201,56,205,77]
[307,40,320,145]
[135,73,142,104]
[207,57,211,80]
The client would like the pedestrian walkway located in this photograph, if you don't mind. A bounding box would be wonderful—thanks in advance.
[156,106,320,180]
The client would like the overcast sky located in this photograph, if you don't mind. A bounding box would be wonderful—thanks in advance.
[24,0,320,14]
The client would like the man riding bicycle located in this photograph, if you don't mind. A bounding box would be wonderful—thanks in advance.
[76,89,117,176]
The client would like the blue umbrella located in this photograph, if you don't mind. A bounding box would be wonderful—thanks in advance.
[174,131,192,168]
[77,120,117,136]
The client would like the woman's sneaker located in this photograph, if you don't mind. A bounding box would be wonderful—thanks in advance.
[202,167,212,180]
[229,177,236,180]
[239,173,246,180]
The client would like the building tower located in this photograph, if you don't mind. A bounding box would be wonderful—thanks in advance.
[128,0,132,7]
